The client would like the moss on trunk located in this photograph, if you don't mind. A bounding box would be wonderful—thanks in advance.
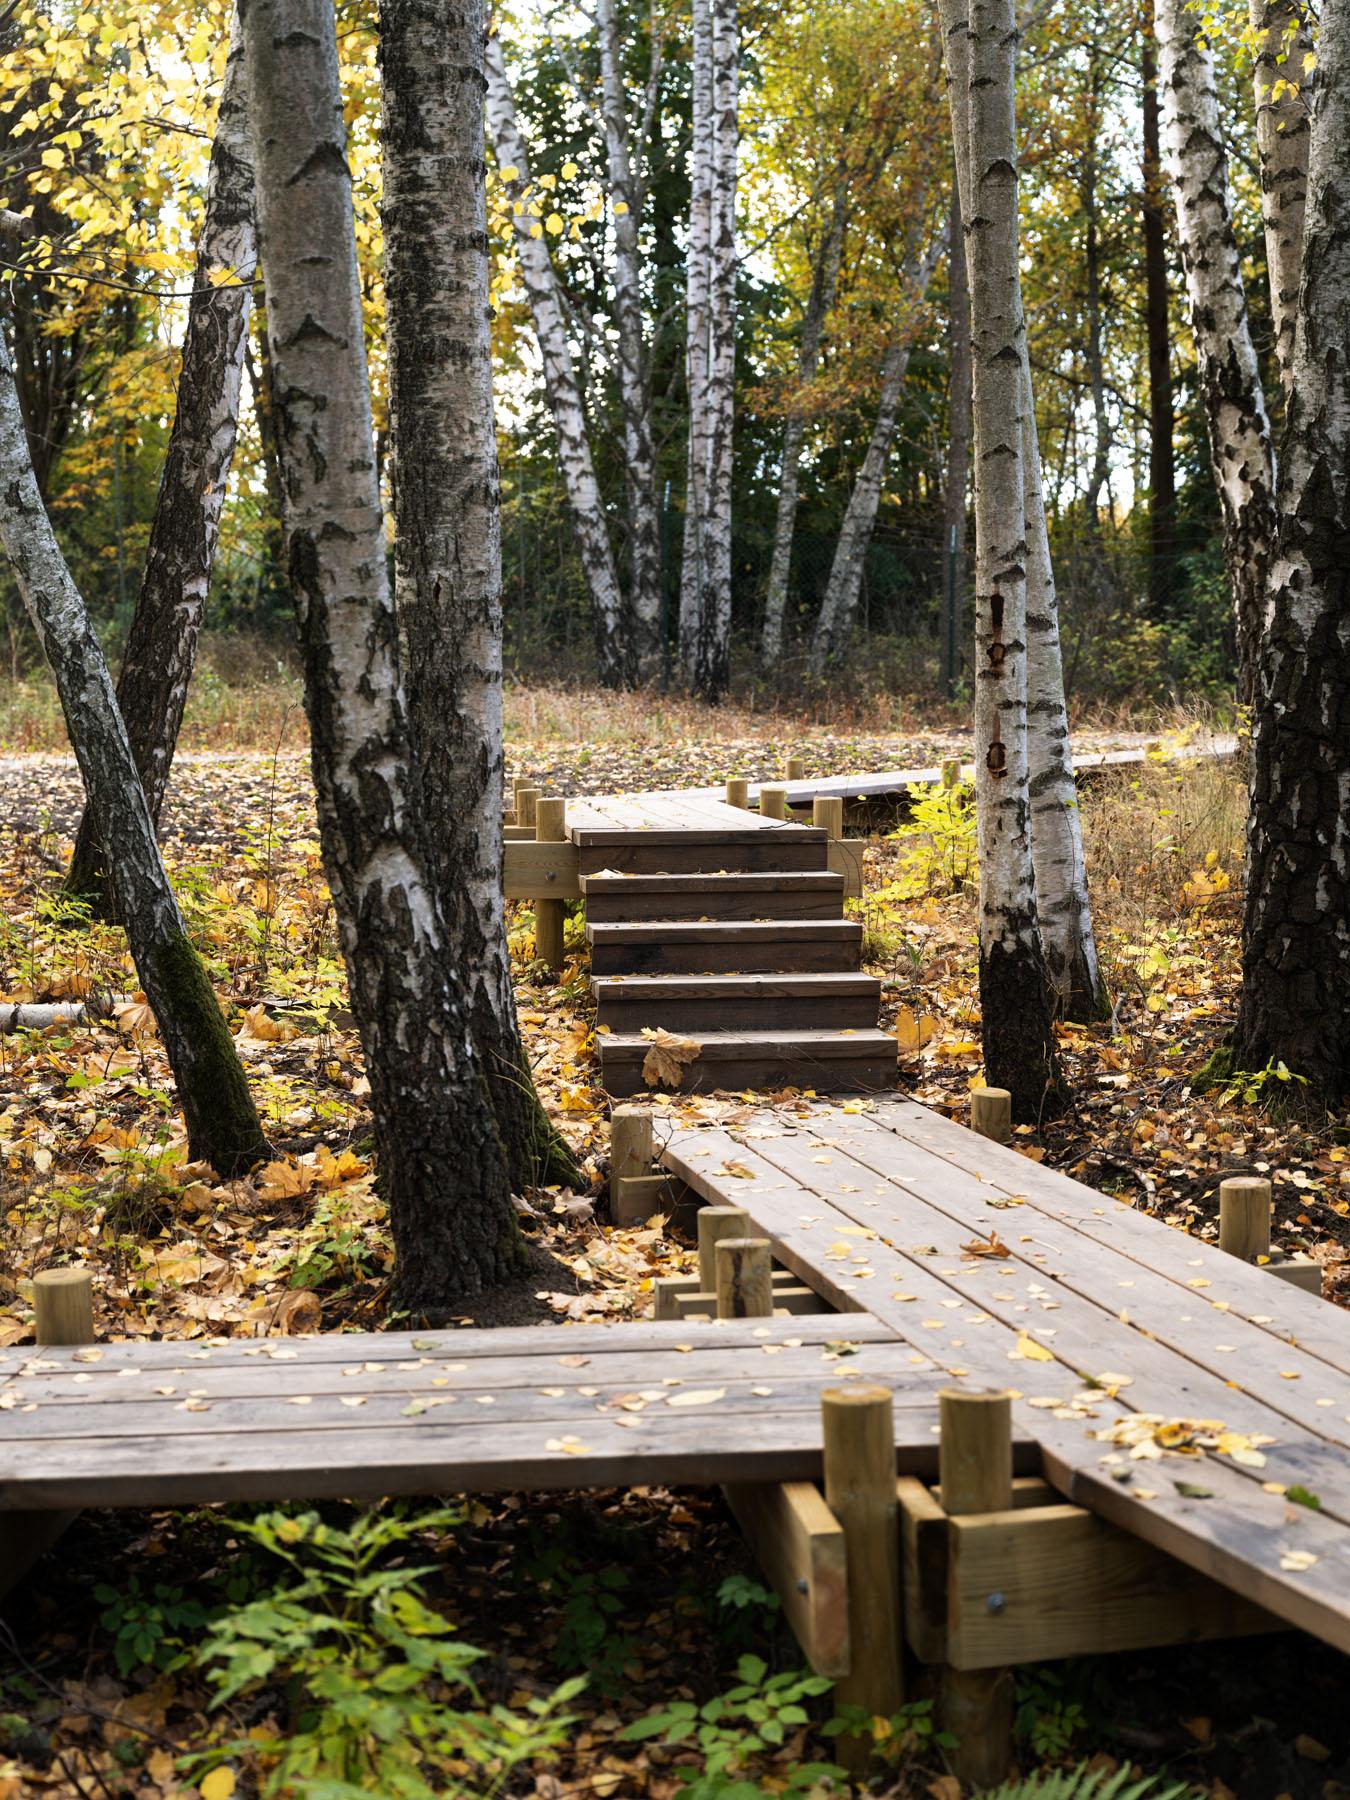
[153,932,269,1177]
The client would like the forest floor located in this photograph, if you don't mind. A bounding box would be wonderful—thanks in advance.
[0,691,1347,1799]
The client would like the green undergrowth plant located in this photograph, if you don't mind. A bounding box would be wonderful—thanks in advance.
[976,1763,1193,1800]
[889,778,978,898]
[186,1504,583,1800]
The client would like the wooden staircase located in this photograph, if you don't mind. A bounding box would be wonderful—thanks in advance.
[573,797,897,1098]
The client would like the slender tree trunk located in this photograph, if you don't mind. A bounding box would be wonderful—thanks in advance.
[678,0,713,686]
[1141,10,1176,618]
[0,326,267,1177]
[760,190,847,667]
[943,168,972,690]
[65,13,255,912]
[1235,0,1350,1102]
[596,0,661,674]
[381,0,579,1193]
[1081,70,1113,531]
[484,33,630,688]
[1156,0,1275,703]
[942,0,1062,1118]
[1250,0,1312,402]
[242,0,519,1307]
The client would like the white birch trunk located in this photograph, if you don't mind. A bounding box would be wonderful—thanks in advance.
[760,192,847,668]
[941,0,1060,1115]
[1237,0,1350,1100]
[1156,0,1275,703]
[596,0,661,674]
[678,0,715,684]
[0,327,266,1175]
[243,0,517,1307]
[484,32,629,688]
[1250,0,1313,401]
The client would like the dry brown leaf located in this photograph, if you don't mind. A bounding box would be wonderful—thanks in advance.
[640,1027,701,1089]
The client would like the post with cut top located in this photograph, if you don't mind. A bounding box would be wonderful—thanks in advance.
[939,1388,1014,1788]
[725,776,749,810]
[821,1385,903,1772]
[760,783,788,821]
[533,796,567,971]
[698,1204,750,1290]
[1218,1176,1271,1263]
[516,783,540,830]
[714,1237,773,1318]
[813,795,844,841]
[971,1086,1012,1145]
[787,755,806,783]
[610,1106,654,1210]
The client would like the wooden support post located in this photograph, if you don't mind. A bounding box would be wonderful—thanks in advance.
[610,1106,654,1211]
[787,755,806,782]
[725,776,749,810]
[516,783,540,830]
[939,1388,1014,1790]
[760,783,788,821]
[715,1237,773,1318]
[654,1276,690,1322]
[698,1204,750,1290]
[822,1386,903,1771]
[971,1087,1012,1145]
[812,795,844,841]
[1,1270,94,1595]
[533,797,568,972]
[1219,1177,1271,1262]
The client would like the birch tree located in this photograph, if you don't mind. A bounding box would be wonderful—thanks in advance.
[484,31,630,688]
[242,0,519,1306]
[1249,0,1313,400]
[0,326,267,1178]
[65,13,255,912]
[1234,0,1350,1102]
[381,0,578,1192]
[1156,0,1275,702]
[941,0,1061,1115]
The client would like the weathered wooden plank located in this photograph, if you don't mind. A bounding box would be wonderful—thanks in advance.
[503,839,582,900]
[600,1029,897,1097]
[724,1481,850,1676]
[592,974,881,1033]
[589,921,862,976]
[581,871,847,923]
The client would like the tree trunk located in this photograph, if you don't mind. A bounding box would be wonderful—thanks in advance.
[678,0,714,687]
[760,190,847,668]
[942,0,1062,1118]
[380,0,578,1192]
[1250,0,1312,403]
[65,11,256,912]
[942,167,972,695]
[1080,63,1113,531]
[596,0,661,675]
[1156,0,1275,703]
[484,32,630,688]
[1235,0,1350,1103]
[1141,9,1176,619]
[242,0,519,1307]
[0,327,267,1177]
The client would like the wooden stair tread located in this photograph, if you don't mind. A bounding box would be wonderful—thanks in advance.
[581,872,844,892]
[599,1028,896,1056]
[592,973,878,997]
[587,920,860,943]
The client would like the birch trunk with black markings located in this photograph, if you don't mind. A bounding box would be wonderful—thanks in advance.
[65,13,255,913]
[1250,0,1312,402]
[242,0,519,1305]
[380,0,578,1192]
[484,31,629,688]
[0,328,266,1177]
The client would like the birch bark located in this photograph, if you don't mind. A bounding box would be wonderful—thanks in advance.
[484,32,630,687]
[596,0,661,674]
[942,0,1061,1116]
[65,12,255,911]
[676,0,711,681]
[1236,0,1350,1101]
[242,0,518,1306]
[1142,10,1177,619]
[381,0,578,1192]
[0,326,267,1177]
[760,191,846,668]
[1156,0,1275,702]
[1250,0,1312,400]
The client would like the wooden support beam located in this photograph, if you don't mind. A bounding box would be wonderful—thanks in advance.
[938,1389,1014,1789]
[1268,1256,1322,1294]
[760,784,788,821]
[725,777,749,810]
[724,1481,849,1677]
[503,840,581,900]
[612,1172,694,1229]
[822,1386,903,1770]
[827,837,864,898]
[715,1238,773,1318]
[698,1205,750,1290]
[676,1283,828,1320]
[971,1087,1012,1145]
[534,797,568,971]
[609,1105,653,1201]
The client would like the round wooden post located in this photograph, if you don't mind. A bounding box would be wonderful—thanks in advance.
[698,1204,750,1291]
[34,1269,94,1346]
[813,795,844,840]
[714,1237,773,1318]
[511,775,527,820]
[725,776,749,810]
[760,783,788,821]
[534,796,567,971]
[971,1087,1012,1145]
[516,783,540,830]
[1219,1176,1272,1262]
[939,1388,1014,1789]
[822,1386,903,1771]
[786,755,806,783]
[610,1106,654,1210]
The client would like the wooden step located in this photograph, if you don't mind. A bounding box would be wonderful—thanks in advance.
[592,972,880,1033]
[582,870,846,923]
[587,919,863,975]
[598,1028,897,1097]
[577,837,830,878]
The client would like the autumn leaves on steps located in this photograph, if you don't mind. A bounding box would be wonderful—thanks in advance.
[570,791,897,1098]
